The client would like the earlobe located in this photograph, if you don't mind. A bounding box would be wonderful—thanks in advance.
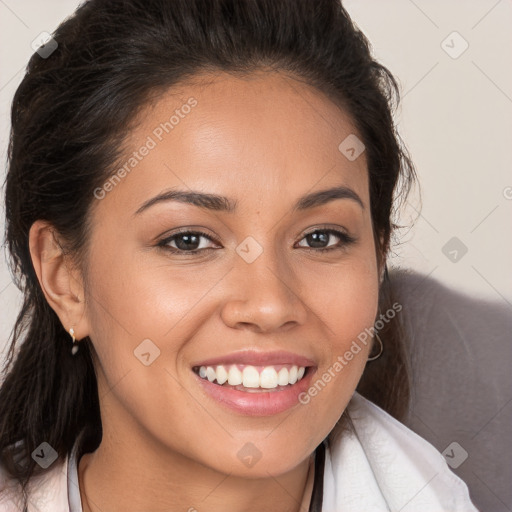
[28,220,89,340]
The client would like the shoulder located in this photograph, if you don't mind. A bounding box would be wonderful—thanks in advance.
[0,454,70,512]
[324,392,480,511]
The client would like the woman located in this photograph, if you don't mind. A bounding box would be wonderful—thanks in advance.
[0,0,479,510]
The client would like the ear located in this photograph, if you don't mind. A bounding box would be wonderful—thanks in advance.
[29,220,90,341]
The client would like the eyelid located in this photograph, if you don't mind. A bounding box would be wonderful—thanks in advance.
[299,224,352,238]
[156,228,220,253]
[295,226,357,250]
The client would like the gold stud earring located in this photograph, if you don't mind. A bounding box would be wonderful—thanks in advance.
[69,327,79,355]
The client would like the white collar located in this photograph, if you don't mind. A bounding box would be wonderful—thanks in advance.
[322,392,478,511]
[67,434,83,512]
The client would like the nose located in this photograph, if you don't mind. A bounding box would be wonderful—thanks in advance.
[220,248,308,333]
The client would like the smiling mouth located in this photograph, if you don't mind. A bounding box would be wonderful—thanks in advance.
[192,363,312,392]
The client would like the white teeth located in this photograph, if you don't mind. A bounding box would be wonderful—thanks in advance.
[260,367,278,388]
[196,364,307,389]
[242,366,260,388]
[215,365,228,385]
[227,365,243,386]
[277,367,289,386]
[206,366,216,382]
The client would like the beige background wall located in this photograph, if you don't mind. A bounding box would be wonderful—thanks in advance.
[1,0,511,351]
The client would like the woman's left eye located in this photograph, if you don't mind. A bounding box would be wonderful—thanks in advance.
[296,228,357,252]
[157,228,356,255]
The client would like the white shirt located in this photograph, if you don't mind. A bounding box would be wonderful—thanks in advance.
[0,392,479,511]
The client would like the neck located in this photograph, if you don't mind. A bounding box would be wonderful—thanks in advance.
[77,432,315,512]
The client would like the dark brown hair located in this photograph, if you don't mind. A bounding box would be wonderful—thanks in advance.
[1,0,416,506]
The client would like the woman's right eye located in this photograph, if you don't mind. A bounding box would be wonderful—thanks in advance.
[157,230,219,254]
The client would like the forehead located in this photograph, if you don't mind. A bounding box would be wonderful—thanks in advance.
[99,70,369,216]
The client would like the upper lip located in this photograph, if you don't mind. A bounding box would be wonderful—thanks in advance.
[191,349,317,368]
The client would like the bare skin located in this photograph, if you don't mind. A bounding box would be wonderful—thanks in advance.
[29,70,382,512]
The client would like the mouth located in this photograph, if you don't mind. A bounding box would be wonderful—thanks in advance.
[192,363,312,393]
[190,351,317,416]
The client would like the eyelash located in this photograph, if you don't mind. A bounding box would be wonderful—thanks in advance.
[157,227,357,255]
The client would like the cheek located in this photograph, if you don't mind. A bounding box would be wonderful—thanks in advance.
[84,243,207,342]
[82,243,225,412]
[301,242,379,351]
[295,241,379,423]
[82,253,206,447]
[327,271,379,350]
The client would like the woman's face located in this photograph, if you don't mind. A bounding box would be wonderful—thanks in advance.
[81,71,380,477]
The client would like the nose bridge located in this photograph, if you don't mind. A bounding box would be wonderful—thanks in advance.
[221,234,307,331]
[236,236,295,300]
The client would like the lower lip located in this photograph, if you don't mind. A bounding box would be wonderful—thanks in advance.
[193,368,316,416]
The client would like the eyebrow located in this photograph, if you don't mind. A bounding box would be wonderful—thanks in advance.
[134,185,364,216]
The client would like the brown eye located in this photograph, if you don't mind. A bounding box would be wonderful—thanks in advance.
[296,229,356,252]
[158,230,219,253]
